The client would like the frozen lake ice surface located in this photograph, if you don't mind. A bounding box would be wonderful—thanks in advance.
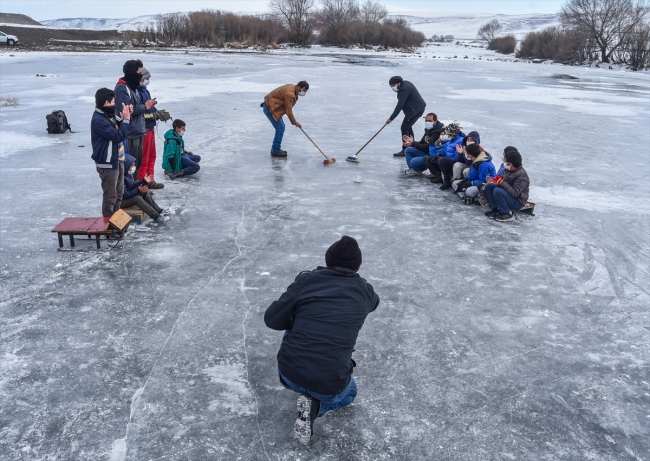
[0,47,649,461]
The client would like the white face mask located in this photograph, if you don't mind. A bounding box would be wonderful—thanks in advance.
[142,79,150,87]
[391,86,399,92]
[298,91,306,97]
[465,155,472,160]
[178,130,185,137]
[128,167,136,175]
[466,141,475,146]
[504,164,511,170]
[424,121,434,130]
[440,135,450,142]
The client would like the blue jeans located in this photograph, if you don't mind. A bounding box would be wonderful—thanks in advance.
[181,153,200,176]
[279,372,357,418]
[404,147,428,170]
[263,104,285,153]
[484,183,523,214]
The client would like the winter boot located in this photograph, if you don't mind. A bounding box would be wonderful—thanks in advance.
[271,151,288,158]
[485,208,499,218]
[148,181,164,190]
[294,394,320,445]
[393,148,405,157]
[495,211,516,222]
[404,168,422,177]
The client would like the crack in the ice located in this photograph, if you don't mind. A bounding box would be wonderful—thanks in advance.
[240,276,272,461]
[110,202,252,461]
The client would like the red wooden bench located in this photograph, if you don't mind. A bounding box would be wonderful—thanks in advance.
[51,211,131,249]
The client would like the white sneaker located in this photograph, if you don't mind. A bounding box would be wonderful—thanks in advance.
[154,215,170,223]
[404,168,422,177]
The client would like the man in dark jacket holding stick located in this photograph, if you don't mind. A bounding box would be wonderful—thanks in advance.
[387,76,426,157]
[264,236,380,445]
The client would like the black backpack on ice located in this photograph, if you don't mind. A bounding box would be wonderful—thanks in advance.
[46,110,74,134]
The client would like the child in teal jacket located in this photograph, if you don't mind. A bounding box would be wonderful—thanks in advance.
[163,119,200,180]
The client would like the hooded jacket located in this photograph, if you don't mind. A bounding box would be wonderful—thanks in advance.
[122,154,146,200]
[389,80,426,121]
[264,84,300,125]
[115,78,147,138]
[466,151,496,186]
[162,129,185,173]
[411,121,445,153]
[90,108,129,169]
[138,85,158,131]
[500,166,530,205]
[430,132,466,160]
[264,266,380,395]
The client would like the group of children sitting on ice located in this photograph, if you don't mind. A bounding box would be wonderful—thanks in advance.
[91,59,201,224]
[401,113,530,222]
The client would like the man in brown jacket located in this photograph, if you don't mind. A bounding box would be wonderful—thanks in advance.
[262,81,309,157]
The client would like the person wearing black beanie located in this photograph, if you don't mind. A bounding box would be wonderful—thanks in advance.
[386,76,426,157]
[264,235,379,445]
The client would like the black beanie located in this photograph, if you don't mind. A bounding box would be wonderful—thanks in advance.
[466,143,481,158]
[389,76,403,85]
[325,235,362,271]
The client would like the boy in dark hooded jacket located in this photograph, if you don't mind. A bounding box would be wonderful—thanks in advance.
[91,88,131,217]
[264,236,379,445]
[484,147,530,222]
[115,59,156,179]
[121,154,169,223]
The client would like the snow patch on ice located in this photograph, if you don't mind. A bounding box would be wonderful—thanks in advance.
[0,131,65,157]
[531,186,648,213]
[203,363,255,416]
[446,87,642,117]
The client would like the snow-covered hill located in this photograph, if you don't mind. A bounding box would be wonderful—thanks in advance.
[39,12,558,39]
[399,12,559,40]
[40,15,158,32]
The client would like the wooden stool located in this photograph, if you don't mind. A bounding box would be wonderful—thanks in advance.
[51,210,132,249]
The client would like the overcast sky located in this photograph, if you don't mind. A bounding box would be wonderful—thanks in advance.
[2,1,565,21]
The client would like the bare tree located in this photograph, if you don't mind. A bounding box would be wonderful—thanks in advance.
[359,0,387,25]
[477,19,502,42]
[560,0,649,63]
[269,0,317,45]
[321,0,360,25]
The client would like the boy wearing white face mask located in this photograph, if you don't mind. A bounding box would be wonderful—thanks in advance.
[163,119,201,180]
[138,67,164,189]
[386,76,426,157]
[121,154,169,223]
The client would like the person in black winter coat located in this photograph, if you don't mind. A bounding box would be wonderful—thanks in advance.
[120,154,169,223]
[264,236,380,445]
[386,76,426,157]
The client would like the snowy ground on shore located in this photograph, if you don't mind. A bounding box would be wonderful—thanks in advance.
[0,48,649,461]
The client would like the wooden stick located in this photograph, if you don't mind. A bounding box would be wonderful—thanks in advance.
[300,127,329,159]
[352,122,388,157]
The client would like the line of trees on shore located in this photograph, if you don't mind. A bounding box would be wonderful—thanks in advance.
[130,0,424,49]
[478,0,650,70]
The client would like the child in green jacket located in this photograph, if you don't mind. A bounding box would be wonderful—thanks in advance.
[163,119,200,180]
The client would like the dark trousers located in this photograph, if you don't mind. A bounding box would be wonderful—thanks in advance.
[128,136,143,178]
[121,191,162,219]
[400,109,425,140]
[425,156,455,184]
[97,162,124,217]
[437,157,456,185]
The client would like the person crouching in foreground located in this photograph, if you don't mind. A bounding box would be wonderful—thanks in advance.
[264,236,380,445]
[163,119,201,180]
[121,154,169,223]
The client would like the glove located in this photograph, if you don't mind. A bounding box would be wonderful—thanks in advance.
[154,109,172,122]
[455,180,472,192]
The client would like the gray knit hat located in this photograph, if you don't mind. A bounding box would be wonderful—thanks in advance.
[141,67,151,80]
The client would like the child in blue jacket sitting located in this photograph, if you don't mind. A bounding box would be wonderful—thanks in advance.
[121,154,169,223]
[453,144,496,200]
